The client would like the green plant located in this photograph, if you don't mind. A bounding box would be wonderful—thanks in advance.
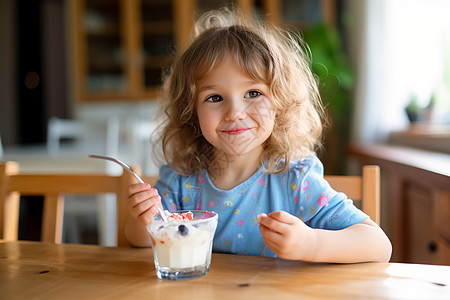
[405,96,421,114]
[302,23,355,174]
[303,23,354,116]
[404,96,422,123]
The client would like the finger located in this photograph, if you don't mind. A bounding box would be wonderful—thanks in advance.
[137,204,161,226]
[258,213,287,234]
[260,212,302,237]
[127,183,152,197]
[267,211,298,224]
[261,237,282,255]
[130,195,161,221]
[258,213,279,234]
[133,195,160,215]
[259,222,282,239]
[257,213,267,223]
[259,224,284,252]
[128,188,159,207]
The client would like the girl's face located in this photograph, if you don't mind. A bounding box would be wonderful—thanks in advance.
[196,56,275,159]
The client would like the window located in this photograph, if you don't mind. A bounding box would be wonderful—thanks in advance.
[348,0,450,148]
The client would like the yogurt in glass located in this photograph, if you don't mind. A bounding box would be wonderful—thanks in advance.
[147,210,218,280]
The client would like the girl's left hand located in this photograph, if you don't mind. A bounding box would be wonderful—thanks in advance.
[258,211,317,261]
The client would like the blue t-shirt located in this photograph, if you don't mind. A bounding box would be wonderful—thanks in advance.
[154,156,368,257]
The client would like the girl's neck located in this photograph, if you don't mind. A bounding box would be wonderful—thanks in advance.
[208,149,263,190]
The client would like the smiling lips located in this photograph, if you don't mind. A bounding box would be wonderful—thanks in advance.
[220,127,251,135]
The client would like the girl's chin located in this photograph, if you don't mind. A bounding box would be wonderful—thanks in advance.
[214,144,263,159]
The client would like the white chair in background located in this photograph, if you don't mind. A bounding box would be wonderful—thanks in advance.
[47,116,119,159]
[47,117,87,154]
[45,116,122,246]
[128,118,161,176]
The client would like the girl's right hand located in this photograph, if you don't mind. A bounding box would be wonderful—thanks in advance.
[127,183,162,226]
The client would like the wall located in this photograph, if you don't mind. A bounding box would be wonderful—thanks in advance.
[0,0,17,146]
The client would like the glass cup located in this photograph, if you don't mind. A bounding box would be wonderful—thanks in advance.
[147,210,218,280]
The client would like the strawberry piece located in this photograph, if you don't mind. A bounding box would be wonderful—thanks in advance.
[182,212,194,221]
[168,213,183,221]
[168,211,194,221]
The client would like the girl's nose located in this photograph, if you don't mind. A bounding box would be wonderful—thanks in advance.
[224,99,246,122]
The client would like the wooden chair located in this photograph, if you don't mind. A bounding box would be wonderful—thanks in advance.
[0,161,158,247]
[325,165,380,225]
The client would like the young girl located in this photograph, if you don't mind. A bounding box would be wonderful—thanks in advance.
[125,8,392,263]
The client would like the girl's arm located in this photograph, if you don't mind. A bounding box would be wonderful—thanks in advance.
[124,183,162,247]
[258,211,392,263]
[125,216,153,247]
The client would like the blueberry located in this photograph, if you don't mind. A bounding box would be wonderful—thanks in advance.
[178,225,189,236]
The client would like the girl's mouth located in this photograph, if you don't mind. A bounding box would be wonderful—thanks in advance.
[221,128,251,135]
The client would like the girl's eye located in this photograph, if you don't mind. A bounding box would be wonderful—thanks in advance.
[205,95,222,103]
[245,91,262,99]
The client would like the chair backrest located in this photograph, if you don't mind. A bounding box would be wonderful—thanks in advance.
[324,165,380,225]
[0,161,158,247]
[128,119,160,176]
[46,117,120,161]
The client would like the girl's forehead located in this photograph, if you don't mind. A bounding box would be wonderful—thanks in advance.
[194,55,225,80]
[195,52,267,84]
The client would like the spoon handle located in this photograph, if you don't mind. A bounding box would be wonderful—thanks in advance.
[88,154,144,183]
[88,154,168,222]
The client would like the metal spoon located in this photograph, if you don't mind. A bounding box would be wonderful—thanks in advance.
[88,154,168,222]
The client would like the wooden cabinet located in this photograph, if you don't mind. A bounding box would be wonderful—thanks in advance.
[348,143,450,265]
[70,0,335,102]
[405,184,450,264]
[70,0,194,101]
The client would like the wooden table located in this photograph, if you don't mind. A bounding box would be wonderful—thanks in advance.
[1,241,449,299]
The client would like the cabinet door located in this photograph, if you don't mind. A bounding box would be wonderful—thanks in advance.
[140,0,175,97]
[72,0,194,101]
[79,0,127,99]
[140,0,195,97]
[405,184,450,265]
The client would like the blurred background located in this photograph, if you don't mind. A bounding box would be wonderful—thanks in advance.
[0,0,449,264]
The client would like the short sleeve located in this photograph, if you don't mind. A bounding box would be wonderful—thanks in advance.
[292,156,368,230]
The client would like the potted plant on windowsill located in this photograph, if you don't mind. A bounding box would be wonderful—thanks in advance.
[405,96,422,123]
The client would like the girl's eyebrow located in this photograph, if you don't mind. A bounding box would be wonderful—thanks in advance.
[198,81,265,93]
[197,84,217,93]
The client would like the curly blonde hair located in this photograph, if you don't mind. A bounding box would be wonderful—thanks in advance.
[156,7,325,175]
